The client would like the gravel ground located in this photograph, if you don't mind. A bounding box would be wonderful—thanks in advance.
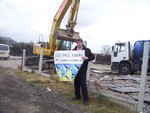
[0,56,21,69]
[0,69,85,113]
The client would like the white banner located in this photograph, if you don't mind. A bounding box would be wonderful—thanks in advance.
[54,50,85,64]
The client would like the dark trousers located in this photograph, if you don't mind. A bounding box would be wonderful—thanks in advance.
[74,67,88,102]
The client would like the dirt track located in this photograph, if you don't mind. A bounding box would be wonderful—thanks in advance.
[0,68,84,113]
[0,56,21,69]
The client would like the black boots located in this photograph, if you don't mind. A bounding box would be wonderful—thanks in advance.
[72,97,89,105]
[83,100,89,105]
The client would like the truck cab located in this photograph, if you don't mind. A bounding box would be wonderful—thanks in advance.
[111,42,131,74]
[111,40,150,75]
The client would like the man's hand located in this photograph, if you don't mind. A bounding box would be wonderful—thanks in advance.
[81,56,88,60]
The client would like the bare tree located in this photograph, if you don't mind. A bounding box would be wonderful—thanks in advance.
[100,45,111,55]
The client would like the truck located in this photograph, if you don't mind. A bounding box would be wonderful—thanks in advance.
[25,0,81,71]
[111,40,150,75]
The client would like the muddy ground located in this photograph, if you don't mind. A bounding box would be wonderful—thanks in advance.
[0,68,85,113]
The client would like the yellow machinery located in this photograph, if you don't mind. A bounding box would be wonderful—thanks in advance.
[33,0,80,57]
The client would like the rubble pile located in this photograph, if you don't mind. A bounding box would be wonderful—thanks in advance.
[88,68,150,113]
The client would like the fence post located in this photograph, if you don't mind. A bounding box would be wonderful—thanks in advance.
[138,42,150,113]
[87,62,92,87]
[22,49,26,71]
[39,48,44,73]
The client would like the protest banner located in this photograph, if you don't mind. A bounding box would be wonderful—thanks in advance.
[54,50,85,81]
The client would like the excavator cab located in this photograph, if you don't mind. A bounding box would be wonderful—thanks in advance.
[58,40,73,50]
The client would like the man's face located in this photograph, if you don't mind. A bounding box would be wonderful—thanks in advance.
[76,40,83,47]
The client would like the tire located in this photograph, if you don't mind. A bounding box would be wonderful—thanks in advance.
[4,57,8,60]
[119,62,130,75]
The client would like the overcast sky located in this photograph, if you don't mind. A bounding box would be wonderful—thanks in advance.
[0,0,150,52]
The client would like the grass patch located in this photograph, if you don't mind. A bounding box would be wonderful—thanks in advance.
[16,71,51,87]
[15,70,136,113]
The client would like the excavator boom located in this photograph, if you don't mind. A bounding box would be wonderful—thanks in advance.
[33,0,80,56]
[49,0,80,55]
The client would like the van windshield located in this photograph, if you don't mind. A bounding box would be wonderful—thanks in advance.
[0,45,9,50]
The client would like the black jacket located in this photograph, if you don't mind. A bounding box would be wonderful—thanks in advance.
[74,45,95,73]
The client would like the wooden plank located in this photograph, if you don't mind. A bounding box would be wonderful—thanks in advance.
[109,87,149,93]
[132,94,150,103]
[109,87,140,93]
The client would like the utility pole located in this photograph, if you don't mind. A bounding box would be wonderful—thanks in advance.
[39,48,44,73]
[22,49,26,71]
[138,42,150,113]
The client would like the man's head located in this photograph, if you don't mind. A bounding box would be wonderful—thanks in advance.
[75,38,83,44]
[76,38,83,42]
[75,38,84,49]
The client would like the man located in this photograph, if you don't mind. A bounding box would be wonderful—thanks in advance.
[73,38,95,105]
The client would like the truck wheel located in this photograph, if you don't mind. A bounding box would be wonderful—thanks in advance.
[4,57,9,60]
[119,63,130,75]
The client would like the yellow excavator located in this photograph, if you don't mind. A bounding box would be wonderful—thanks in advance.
[33,0,80,56]
[26,0,80,70]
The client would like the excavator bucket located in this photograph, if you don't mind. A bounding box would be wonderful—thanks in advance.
[56,29,80,42]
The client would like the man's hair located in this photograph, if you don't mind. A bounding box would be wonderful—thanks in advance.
[76,38,83,42]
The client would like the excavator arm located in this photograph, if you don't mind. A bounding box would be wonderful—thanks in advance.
[66,0,80,31]
[49,0,80,56]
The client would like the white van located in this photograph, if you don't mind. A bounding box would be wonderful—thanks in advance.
[0,44,10,60]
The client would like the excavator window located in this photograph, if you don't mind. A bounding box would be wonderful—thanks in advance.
[59,40,73,50]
